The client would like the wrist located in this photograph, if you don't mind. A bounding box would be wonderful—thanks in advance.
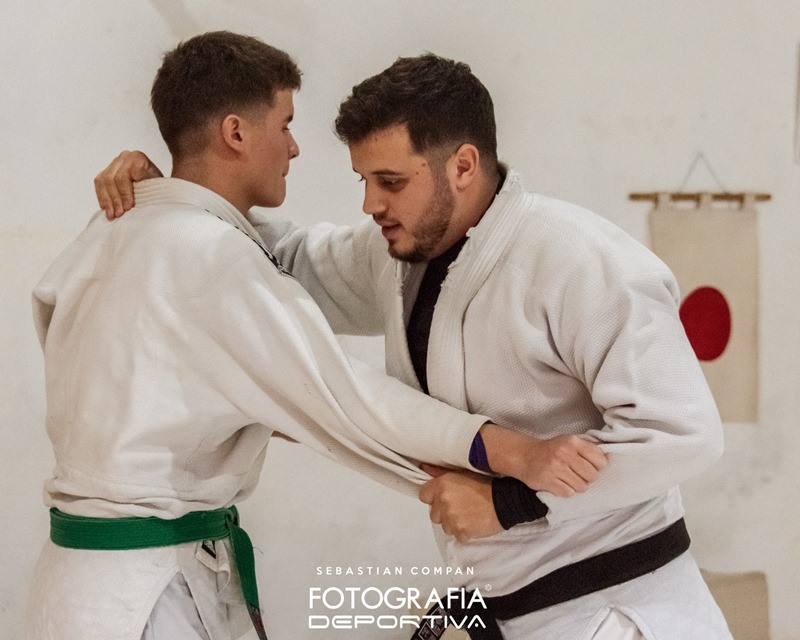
[478,422,535,479]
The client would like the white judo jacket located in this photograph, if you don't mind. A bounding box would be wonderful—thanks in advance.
[28,178,489,640]
[254,169,724,597]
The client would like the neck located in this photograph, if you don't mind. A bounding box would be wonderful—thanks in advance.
[474,167,504,221]
[172,155,251,216]
[445,167,503,247]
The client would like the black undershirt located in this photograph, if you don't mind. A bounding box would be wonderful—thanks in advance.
[406,238,467,394]
[405,238,547,528]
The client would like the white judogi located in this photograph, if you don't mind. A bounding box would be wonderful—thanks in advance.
[28,178,489,640]
[254,169,731,638]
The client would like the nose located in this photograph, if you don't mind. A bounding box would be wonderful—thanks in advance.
[288,133,299,159]
[362,181,386,216]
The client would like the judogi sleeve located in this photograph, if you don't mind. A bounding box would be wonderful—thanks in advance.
[249,214,383,336]
[539,257,724,524]
[182,232,487,495]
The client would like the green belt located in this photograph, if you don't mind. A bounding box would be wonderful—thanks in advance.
[50,505,268,640]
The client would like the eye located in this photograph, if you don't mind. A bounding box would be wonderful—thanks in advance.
[380,178,405,191]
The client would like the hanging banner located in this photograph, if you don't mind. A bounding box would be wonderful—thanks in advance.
[649,193,759,423]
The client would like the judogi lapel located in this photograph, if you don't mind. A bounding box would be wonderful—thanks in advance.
[426,172,532,410]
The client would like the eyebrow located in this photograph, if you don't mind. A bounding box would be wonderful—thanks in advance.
[352,168,405,177]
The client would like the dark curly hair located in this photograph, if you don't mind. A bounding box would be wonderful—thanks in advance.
[151,31,301,158]
[335,53,497,172]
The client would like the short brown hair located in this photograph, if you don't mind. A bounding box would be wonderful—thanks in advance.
[335,53,498,172]
[151,31,301,158]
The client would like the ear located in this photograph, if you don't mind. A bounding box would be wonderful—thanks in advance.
[449,144,481,191]
[219,114,247,154]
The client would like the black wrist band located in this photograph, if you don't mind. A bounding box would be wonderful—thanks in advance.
[492,476,549,529]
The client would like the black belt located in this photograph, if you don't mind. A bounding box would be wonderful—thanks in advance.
[412,519,689,640]
[484,518,691,622]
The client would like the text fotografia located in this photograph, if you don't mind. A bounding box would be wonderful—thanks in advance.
[308,587,487,631]
[315,565,474,576]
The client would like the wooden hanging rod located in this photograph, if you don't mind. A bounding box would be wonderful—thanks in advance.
[629,192,771,203]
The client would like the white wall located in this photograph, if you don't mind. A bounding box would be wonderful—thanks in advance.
[2,1,799,638]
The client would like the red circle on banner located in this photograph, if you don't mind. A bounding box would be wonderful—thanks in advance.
[679,286,732,361]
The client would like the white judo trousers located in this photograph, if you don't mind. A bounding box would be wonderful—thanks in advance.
[256,169,732,639]
[28,178,491,640]
[141,575,210,640]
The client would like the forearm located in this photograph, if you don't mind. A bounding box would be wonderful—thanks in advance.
[344,357,489,469]
[204,255,493,481]
[474,422,607,500]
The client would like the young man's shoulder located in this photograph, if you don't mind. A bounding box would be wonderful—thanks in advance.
[123,202,253,256]
[83,202,270,296]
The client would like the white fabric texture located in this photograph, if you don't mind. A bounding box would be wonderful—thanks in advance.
[28,178,489,640]
[28,538,248,640]
[254,169,729,635]
[141,573,211,640]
